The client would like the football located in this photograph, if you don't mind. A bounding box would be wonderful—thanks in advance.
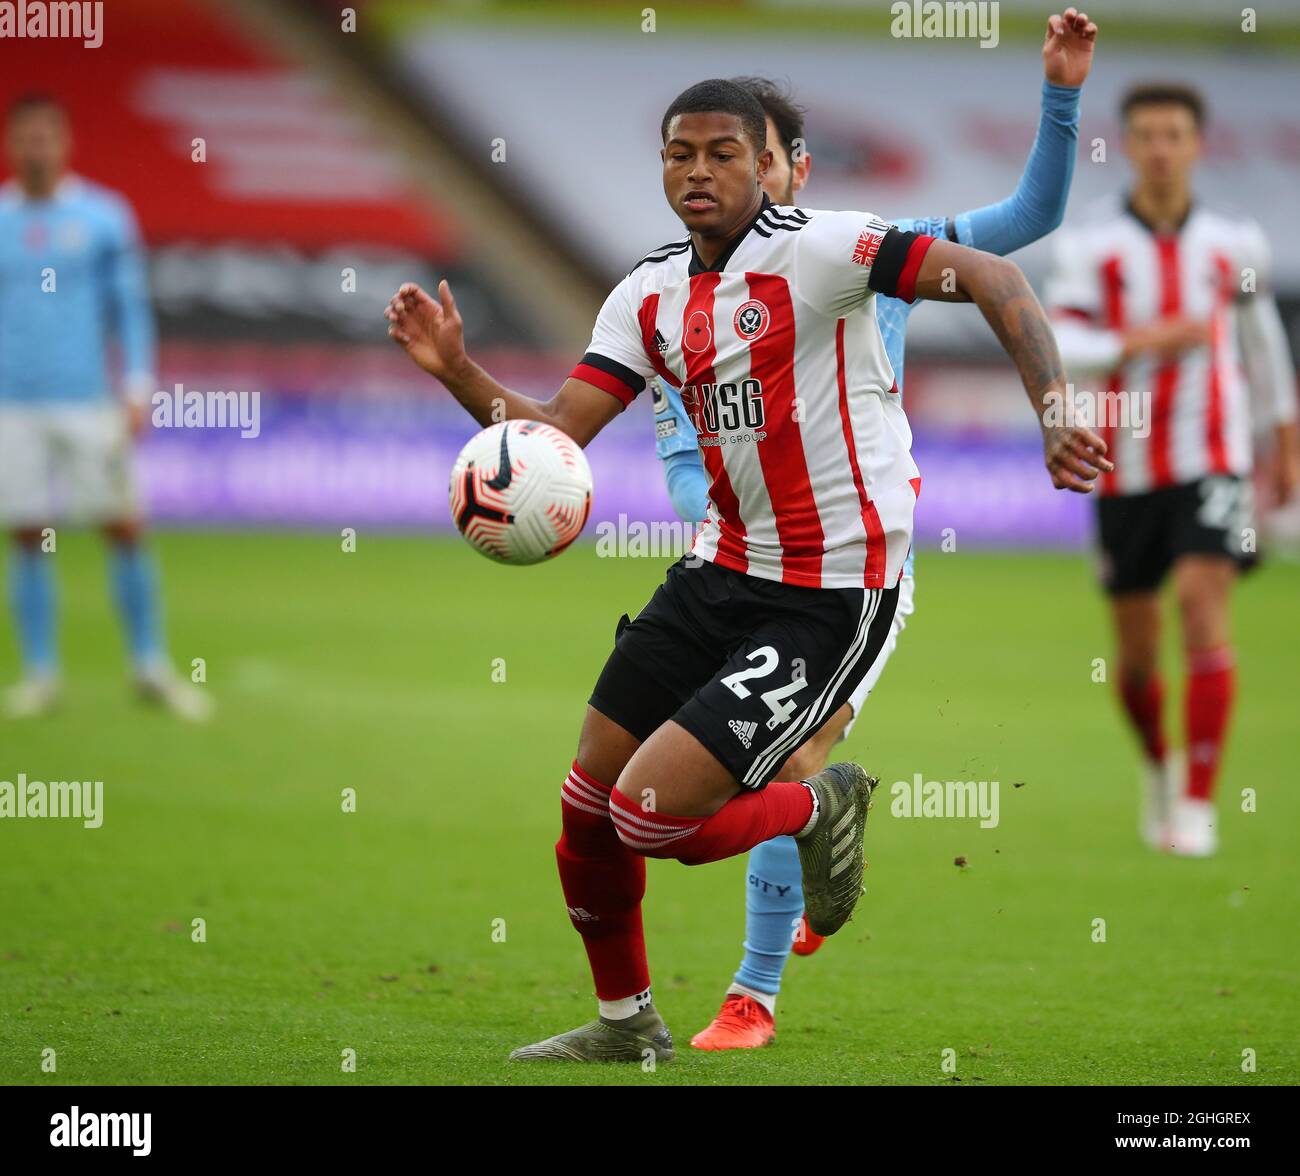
[448,420,593,565]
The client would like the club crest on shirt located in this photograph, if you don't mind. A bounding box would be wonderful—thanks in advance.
[684,309,713,353]
[733,299,770,342]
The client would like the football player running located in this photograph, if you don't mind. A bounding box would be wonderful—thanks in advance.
[387,74,1108,1064]
[653,10,1098,1051]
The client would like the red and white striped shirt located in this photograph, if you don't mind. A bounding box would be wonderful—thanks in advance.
[571,198,934,589]
[1045,195,1294,497]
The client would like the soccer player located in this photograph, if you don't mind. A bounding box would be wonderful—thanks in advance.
[0,94,209,720]
[1045,83,1298,856]
[387,78,1109,1063]
[655,9,1097,1051]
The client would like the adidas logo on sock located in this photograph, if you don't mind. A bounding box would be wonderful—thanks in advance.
[567,906,599,923]
[729,719,758,749]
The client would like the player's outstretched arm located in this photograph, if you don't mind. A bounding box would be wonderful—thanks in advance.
[912,240,1113,493]
[385,281,621,447]
[948,10,1094,258]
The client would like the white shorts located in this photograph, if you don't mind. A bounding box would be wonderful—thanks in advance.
[839,572,915,741]
[0,402,139,527]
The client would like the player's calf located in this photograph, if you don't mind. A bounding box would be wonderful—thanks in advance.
[5,527,61,717]
[556,760,650,1005]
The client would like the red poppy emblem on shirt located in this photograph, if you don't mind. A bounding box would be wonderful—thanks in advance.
[683,309,713,353]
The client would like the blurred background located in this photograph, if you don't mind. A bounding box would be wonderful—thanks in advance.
[2,0,1297,550]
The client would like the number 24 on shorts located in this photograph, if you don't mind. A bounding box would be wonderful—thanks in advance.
[720,646,808,730]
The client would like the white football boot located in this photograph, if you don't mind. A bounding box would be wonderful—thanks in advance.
[1140,751,1182,851]
[1170,795,1218,858]
[3,673,61,719]
[135,662,214,722]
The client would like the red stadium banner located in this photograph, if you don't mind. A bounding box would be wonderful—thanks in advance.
[0,0,458,257]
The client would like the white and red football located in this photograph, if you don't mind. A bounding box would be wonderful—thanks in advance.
[448,420,593,565]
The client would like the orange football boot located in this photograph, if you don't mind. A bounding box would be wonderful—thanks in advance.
[791,912,826,957]
[689,993,775,1051]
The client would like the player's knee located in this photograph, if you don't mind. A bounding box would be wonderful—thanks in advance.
[575,707,639,790]
[781,742,827,783]
[1115,632,1160,683]
[104,518,143,546]
[13,527,45,550]
[1117,662,1157,689]
[1176,590,1228,650]
[779,705,851,781]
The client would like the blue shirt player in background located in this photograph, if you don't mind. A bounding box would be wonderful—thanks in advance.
[0,94,209,720]
[671,10,1098,1051]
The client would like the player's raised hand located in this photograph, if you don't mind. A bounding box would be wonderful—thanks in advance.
[1043,8,1098,88]
[1043,423,1112,493]
[385,280,470,384]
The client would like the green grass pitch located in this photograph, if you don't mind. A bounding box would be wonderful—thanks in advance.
[1,533,1296,1086]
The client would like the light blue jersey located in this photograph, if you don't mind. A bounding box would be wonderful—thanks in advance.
[656,81,1081,578]
[0,174,155,403]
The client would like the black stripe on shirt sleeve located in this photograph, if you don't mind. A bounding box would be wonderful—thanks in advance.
[867,228,923,297]
[576,351,646,396]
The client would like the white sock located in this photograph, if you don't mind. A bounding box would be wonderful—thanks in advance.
[727,981,777,1016]
[598,986,653,1021]
[795,781,819,838]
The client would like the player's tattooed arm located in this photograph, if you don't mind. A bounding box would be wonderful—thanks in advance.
[912,241,1114,493]
[384,281,620,446]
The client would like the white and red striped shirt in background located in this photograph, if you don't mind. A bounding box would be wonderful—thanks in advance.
[571,197,934,590]
[1045,195,1297,498]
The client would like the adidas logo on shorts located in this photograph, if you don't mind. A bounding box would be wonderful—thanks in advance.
[729,719,758,749]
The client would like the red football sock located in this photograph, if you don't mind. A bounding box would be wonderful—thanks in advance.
[1185,647,1236,802]
[556,762,648,1002]
[609,781,814,866]
[1118,672,1167,764]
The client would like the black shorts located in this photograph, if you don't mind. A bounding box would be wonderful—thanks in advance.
[589,556,899,790]
[1096,475,1256,595]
